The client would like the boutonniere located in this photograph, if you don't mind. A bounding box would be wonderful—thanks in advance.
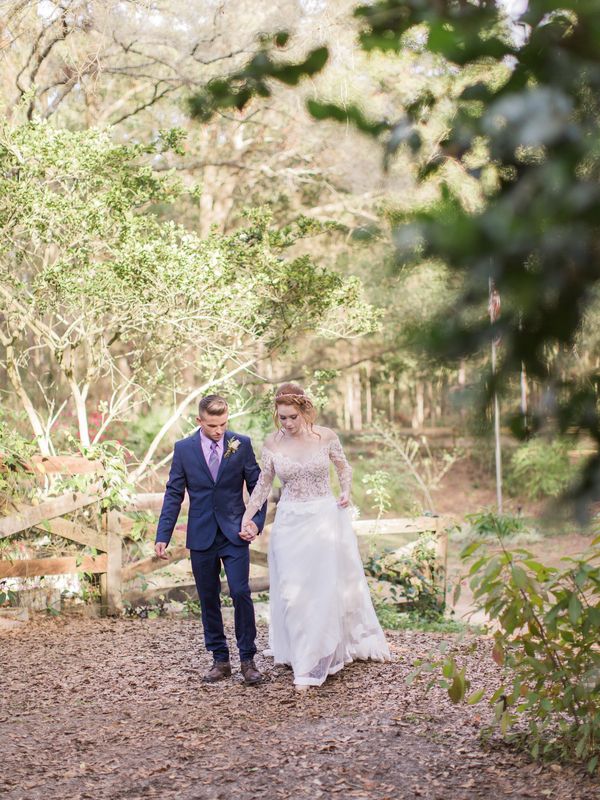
[224,438,241,459]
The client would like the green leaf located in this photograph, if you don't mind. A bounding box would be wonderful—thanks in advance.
[511,566,528,589]
[492,642,504,666]
[461,541,483,560]
[452,581,462,605]
[448,674,465,704]
[568,593,583,625]
[275,47,329,85]
[307,100,389,137]
[466,688,485,705]
[442,658,455,679]
[274,31,290,48]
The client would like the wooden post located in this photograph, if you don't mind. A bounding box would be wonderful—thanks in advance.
[434,517,448,611]
[100,510,123,616]
[489,278,503,513]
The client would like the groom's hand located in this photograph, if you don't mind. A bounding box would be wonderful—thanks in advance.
[155,542,169,560]
[238,520,258,542]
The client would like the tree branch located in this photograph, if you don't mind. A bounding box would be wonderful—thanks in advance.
[131,358,257,483]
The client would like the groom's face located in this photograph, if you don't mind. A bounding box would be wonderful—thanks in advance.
[197,411,228,441]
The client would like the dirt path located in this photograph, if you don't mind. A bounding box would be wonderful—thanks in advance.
[1,617,597,800]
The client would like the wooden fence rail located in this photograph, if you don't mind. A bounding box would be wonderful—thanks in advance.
[0,469,449,615]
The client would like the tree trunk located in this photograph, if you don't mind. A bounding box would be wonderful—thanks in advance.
[458,360,466,420]
[388,384,395,422]
[412,381,425,430]
[6,346,51,456]
[344,373,352,431]
[132,359,256,482]
[365,364,373,425]
[427,380,435,425]
[520,363,528,416]
[70,382,90,447]
[352,370,363,431]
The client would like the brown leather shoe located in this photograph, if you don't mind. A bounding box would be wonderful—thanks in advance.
[240,659,263,685]
[202,660,232,683]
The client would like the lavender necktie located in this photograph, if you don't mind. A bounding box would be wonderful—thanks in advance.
[208,441,220,481]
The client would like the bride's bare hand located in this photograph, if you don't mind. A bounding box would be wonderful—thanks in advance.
[238,519,258,541]
[337,492,350,508]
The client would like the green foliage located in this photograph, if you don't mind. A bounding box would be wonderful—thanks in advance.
[372,598,469,633]
[123,595,168,619]
[463,510,528,539]
[181,596,202,618]
[188,38,328,122]
[506,438,575,500]
[361,470,392,519]
[360,0,600,518]
[306,100,391,138]
[193,1,600,517]
[366,421,462,512]
[0,122,375,459]
[0,582,17,606]
[365,531,444,617]
[52,440,133,511]
[0,411,36,501]
[351,457,419,517]
[124,408,173,458]
[414,536,600,768]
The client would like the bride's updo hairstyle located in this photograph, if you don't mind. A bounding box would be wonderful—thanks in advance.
[273,382,318,432]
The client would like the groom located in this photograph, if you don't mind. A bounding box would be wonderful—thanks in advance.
[155,394,267,685]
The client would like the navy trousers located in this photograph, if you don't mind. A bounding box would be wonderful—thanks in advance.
[190,529,257,663]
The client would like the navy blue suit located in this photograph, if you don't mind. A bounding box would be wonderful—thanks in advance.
[155,430,267,662]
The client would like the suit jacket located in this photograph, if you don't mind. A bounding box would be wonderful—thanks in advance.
[155,430,267,550]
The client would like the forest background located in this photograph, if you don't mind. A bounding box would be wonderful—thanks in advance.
[3,0,591,521]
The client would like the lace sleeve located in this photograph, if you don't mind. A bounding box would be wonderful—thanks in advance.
[329,435,352,495]
[243,446,275,521]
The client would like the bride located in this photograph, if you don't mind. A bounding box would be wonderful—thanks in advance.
[241,382,390,690]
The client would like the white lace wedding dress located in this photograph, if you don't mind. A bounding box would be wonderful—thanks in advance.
[245,428,391,686]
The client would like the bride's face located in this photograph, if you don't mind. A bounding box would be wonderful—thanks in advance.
[277,403,304,436]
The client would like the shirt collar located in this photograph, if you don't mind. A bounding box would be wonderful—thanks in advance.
[199,428,224,449]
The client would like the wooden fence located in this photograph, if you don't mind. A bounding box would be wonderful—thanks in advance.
[0,456,123,614]
[0,457,449,615]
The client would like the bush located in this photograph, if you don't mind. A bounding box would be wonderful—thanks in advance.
[462,510,532,540]
[0,412,36,506]
[352,458,420,516]
[365,531,445,618]
[372,598,471,633]
[506,438,574,501]
[411,536,600,770]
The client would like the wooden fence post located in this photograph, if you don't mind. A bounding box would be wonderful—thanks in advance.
[99,510,123,616]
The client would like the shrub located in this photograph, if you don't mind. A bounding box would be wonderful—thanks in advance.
[372,598,472,633]
[463,510,530,539]
[365,531,445,618]
[0,413,36,506]
[411,536,600,770]
[506,438,574,500]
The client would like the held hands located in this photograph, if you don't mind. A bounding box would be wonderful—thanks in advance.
[238,519,258,542]
[337,491,351,509]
